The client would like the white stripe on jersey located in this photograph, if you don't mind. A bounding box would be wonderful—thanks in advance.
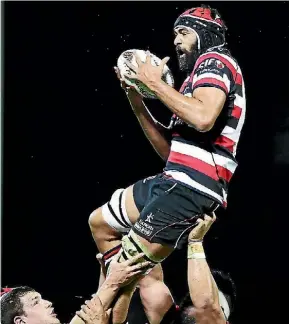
[171,140,237,173]
[164,170,224,203]
[235,93,245,108]
[171,140,214,165]
[192,72,231,92]
[220,70,246,155]
[212,153,237,173]
[221,125,240,143]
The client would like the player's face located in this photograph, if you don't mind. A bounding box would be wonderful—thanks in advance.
[174,27,198,72]
[16,291,60,324]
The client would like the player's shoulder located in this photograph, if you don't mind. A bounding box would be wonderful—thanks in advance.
[193,47,240,79]
[196,48,238,68]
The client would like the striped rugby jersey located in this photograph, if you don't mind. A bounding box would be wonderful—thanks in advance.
[164,48,246,207]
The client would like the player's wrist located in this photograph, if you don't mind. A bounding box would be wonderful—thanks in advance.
[101,276,121,291]
[187,241,206,259]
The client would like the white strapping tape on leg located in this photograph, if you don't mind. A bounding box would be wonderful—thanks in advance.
[101,188,132,233]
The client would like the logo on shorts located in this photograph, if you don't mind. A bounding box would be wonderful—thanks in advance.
[145,212,154,223]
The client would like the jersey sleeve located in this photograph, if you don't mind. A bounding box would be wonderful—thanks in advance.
[191,53,235,95]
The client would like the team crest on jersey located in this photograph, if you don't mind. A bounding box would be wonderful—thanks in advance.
[216,60,225,69]
[198,58,225,70]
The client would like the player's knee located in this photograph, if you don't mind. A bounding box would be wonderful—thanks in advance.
[139,280,173,324]
[120,230,166,267]
[88,207,102,232]
[140,280,173,305]
[89,207,114,242]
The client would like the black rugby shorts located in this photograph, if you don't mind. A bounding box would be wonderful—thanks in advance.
[132,173,219,249]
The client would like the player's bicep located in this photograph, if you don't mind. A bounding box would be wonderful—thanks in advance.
[192,86,226,130]
[190,57,231,129]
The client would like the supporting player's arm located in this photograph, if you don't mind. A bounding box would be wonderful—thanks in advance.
[187,215,226,324]
[115,67,171,161]
[70,254,150,324]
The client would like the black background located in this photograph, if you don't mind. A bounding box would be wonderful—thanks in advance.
[3,1,289,323]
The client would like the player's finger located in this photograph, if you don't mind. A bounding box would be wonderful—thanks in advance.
[129,260,151,271]
[160,56,170,69]
[76,310,90,322]
[130,269,147,278]
[114,66,122,79]
[145,51,151,64]
[114,68,127,87]
[193,218,205,229]
[126,253,145,266]
[96,253,105,267]
[204,214,215,226]
[106,308,112,318]
[192,220,206,234]
[211,212,217,222]
[204,214,211,221]
[81,304,90,314]
[85,299,96,309]
[203,214,215,231]
[96,253,103,260]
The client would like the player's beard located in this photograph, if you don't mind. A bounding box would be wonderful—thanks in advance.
[176,42,199,73]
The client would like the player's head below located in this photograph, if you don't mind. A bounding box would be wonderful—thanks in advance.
[1,286,60,324]
[174,4,227,72]
[176,270,236,323]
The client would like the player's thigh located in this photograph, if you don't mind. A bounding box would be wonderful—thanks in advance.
[89,175,158,239]
[89,186,138,238]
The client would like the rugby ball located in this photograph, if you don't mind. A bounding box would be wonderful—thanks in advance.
[117,49,174,99]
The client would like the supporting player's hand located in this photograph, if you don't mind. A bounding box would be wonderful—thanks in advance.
[123,50,170,88]
[76,295,111,324]
[96,253,106,276]
[106,252,151,287]
[188,213,216,242]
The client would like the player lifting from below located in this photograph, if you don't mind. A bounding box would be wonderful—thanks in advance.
[75,214,235,324]
[104,214,235,324]
[178,213,234,324]
[89,4,245,324]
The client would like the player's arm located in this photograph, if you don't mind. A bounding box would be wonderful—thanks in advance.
[115,67,171,161]
[95,251,145,324]
[149,81,226,132]
[128,53,232,132]
[70,254,150,324]
[187,215,226,324]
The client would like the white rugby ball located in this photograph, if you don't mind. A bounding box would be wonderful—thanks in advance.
[117,49,174,99]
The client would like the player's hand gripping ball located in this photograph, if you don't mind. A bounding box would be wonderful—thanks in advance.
[117,49,174,99]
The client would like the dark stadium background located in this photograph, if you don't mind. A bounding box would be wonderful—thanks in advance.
[3,2,289,323]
